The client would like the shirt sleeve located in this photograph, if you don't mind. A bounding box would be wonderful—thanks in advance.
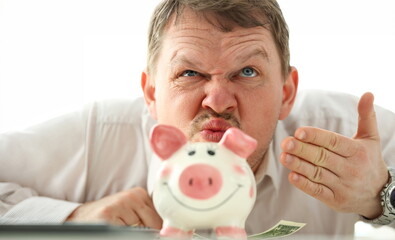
[376,105,395,167]
[0,105,89,223]
[0,183,80,223]
[369,105,395,228]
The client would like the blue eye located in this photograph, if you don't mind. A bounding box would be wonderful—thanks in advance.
[239,67,257,77]
[181,70,200,77]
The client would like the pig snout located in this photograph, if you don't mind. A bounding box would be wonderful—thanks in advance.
[179,164,222,200]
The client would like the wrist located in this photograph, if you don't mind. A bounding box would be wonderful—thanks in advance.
[362,167,395,225]
[361,196,384,220]
[360,169,390,219]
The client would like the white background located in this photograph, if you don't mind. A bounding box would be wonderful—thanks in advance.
[1,0,395,132]
[1,0,395,237]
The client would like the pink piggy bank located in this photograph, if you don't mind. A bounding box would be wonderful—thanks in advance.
[150,124,257,240]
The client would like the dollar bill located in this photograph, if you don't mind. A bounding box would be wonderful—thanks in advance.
[248,220,306,239]
[192,220,306,239]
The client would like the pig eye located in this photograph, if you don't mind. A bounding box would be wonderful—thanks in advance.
[188,150,196,156]
[207,150,215,156]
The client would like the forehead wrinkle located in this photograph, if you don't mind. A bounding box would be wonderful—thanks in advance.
[221,27,269,46]
[219,29,272,63]
[170,33,213,42]
[165,34,215,59]
[234,48,269,65]
[218,41,270,68]
[168,26,216,45]
[169,51,204,72]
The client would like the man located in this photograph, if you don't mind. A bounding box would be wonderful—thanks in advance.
[1,0,395,237]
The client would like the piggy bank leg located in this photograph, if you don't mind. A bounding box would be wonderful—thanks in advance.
[160,225,193,240]
[215,226,247,240]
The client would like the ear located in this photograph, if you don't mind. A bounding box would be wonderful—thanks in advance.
[150,124,188,160]
[279,67,299,120]
[219,128,257,159]
[141,71,158,120]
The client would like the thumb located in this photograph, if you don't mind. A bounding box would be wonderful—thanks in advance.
[355,92,379,140]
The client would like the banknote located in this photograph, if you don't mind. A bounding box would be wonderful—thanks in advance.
[248,220,306,239]
[192,220,306,239]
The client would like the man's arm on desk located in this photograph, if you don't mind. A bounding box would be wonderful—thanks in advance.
[0,98,161,226]
[0,183,80,223]
[65,188,162,229]
[0,109,87,223]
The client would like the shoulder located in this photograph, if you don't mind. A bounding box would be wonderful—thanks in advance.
[282,90,360,137]
[84,97,155,131]
[84,97,156,141]
[290,89,359,120]
[282,89,395,138]
[85,97,152,126]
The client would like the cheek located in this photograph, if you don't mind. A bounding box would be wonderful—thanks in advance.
[156,86,203,129]
[233,165,246,175]
[241,97,280,143]
[238,89,282,168]
[249,185,254,198]
[238,84,282,125]
[231,165,255,199]
[160,166,172,178]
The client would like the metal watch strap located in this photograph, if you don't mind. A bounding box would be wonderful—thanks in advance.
[364,167,395,225]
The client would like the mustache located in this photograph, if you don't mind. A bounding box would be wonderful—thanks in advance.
[188,110,241,138]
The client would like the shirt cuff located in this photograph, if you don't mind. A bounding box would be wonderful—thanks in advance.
[1,196,81,223]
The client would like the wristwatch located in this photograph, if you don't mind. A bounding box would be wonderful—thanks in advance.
[365,167,395,225]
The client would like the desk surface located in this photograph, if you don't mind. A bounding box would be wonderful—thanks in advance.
[0,224,158,240]
[0,224,379,240]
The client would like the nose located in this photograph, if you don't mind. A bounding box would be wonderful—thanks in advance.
[202,79,237,114]
[179,164,222,200]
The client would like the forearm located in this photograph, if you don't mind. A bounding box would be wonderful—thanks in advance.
[0,182,80,223]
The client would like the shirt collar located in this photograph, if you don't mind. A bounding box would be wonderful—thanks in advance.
[254,141,281,194]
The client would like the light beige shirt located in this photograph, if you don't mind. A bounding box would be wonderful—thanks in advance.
[1,90,395,236]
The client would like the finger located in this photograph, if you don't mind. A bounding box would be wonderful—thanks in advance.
[143,193,156,210]
[126,188,162,229]
[135,200,163,230]
[105,216,127,226]
[116,217,128,226]
[355,92,379,140]
[291,128,358,158]
[288,172,335,204]
[280,153,340,187]
[131,221,143,227]
[281,137,346,172]
[118,209,142,226]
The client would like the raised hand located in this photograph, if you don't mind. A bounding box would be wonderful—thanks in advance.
[280,92,389,219]
[66,187,162,229]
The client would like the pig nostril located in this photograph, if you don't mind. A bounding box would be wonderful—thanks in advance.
[209,177,213,185]
[189,179,193,186]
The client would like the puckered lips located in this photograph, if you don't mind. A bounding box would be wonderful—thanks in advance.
[200,118,233,142]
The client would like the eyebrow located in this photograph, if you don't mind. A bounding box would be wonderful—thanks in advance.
[169,51,204,71]
[169,47,269,71]
[237,48,269,64]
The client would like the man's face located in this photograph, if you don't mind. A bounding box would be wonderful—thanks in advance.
[143,9,297,172]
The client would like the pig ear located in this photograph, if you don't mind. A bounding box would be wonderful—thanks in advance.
[150,124,187,160]
[219,128,257,159]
